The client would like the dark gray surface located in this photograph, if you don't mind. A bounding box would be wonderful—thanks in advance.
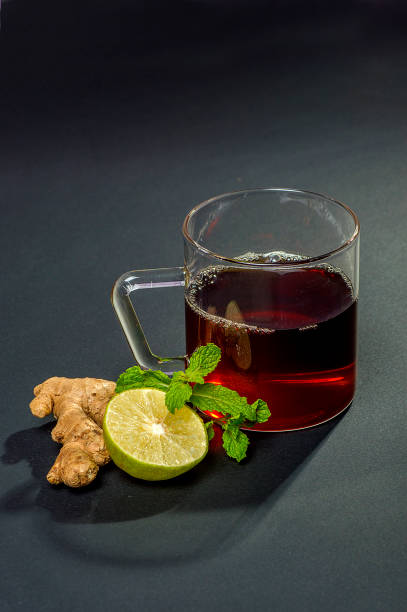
[1,2,406,611]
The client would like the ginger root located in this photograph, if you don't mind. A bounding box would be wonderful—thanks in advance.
[30,377,116,487]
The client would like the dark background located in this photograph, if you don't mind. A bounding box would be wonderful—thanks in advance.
[1,1,406,611]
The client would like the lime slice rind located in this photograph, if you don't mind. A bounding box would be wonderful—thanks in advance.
[103,388,208,480]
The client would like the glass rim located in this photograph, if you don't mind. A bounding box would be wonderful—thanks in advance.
[182,187,360,267]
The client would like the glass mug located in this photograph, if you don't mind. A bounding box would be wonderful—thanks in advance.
[112,188,359,432]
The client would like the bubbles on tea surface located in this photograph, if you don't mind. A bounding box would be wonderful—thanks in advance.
[186,265,223,303]
[186,302,275,335]
[185,260,356,334]
[299,324,319,331]
[233,254,355,300]
[314,263,355,300]
[185,264,275,334]
[235,250,310,264]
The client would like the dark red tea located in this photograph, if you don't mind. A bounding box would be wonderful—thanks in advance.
[185,264,357,431]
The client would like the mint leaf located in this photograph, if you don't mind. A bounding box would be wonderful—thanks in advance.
[205,421,215,441]
[222,423,249,462]
[229,414,246,427]
[191,382,256,421]
[184,343,221,384]
[165,372,193,414]
[251,399,271,424]
[116,366,171,394]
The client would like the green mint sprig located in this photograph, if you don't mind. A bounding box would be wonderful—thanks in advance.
[115,343,271,462]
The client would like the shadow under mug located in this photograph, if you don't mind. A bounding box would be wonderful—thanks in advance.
[112,188,360,432]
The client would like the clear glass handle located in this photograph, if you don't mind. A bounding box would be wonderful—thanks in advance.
[111,267,186,374]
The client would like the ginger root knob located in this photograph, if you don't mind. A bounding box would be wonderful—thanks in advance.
[30,377,116,487]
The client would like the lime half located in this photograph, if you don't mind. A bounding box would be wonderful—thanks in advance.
[103,388,208,480]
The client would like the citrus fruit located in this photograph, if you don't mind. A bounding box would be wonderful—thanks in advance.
[103,388,208,480]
